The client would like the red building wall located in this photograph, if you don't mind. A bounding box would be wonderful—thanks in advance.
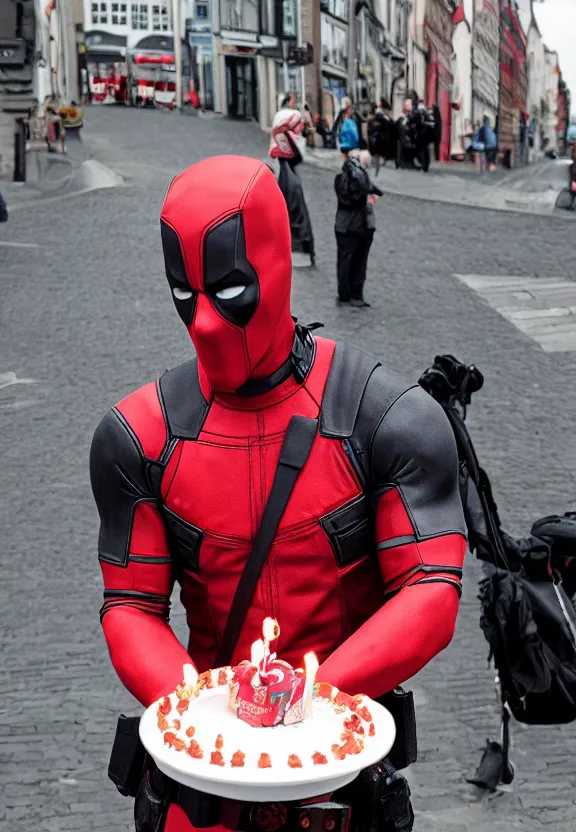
[424,0,454,162]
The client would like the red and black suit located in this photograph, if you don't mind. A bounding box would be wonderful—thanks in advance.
[90,156,467,832]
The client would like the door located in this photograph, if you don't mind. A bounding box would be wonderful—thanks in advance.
[226,57,257,119]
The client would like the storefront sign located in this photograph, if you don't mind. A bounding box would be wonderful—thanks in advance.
[222,44,257,56]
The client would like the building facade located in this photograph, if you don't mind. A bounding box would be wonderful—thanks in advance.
[525,14,547,160]
[212,0,302,127]
[543,48,559,154]
[498,0,527,167]
[471,0,500,127]
[450,0,473,158]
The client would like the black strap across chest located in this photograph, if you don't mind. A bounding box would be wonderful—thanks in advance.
[214,415,318,666]
[155,343,382,664]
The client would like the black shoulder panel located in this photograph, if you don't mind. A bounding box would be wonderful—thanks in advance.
[319,342,381,439]
[347,364,418,481]
[90,408,154,567]
[158,358,210,440]
[371,385,467,540]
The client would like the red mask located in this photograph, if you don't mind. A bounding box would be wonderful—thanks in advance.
[160,156,295,394]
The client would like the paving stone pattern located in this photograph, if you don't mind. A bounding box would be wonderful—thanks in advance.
[1,108,576,832]
[454,274,576,352]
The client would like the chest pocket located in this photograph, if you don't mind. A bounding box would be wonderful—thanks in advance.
[163,508,204,574]
[320,495,373,567]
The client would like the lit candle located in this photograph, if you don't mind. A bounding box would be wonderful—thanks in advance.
[261,617,280,675]
[251,639,265,667]
[303,652,319,718]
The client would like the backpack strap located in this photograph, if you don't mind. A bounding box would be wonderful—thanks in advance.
[319,343,381,439]
[214,415,318,667]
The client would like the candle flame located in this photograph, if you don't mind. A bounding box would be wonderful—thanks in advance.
[251,639,265,666]
[304,651,319,677]
[303,652,319,718]
[182,663,198,688]
[262,617,280,642]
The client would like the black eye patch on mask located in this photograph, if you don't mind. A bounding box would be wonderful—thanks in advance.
[203,213,260,328]
[161,220,197,325]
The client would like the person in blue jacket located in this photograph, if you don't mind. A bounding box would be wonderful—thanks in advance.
[473,115,498,171]
[339,101,360,156]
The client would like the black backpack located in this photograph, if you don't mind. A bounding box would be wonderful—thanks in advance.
[419,356,576,729]
[336,161,366,209]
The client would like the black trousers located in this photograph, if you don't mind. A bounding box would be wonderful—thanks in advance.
[336,230,374,302]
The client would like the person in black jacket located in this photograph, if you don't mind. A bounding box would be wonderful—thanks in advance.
[334,149,382,308]
[0,190,7,223]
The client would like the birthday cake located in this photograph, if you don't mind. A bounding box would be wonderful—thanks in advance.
[155,618,377,770]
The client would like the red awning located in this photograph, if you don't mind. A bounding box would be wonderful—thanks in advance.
[133,53,174,65]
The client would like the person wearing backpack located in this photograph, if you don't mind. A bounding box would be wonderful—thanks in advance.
[334,149,383,308]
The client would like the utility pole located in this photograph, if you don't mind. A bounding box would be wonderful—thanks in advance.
[172,0,183,109]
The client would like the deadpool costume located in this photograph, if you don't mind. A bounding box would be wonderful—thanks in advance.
[90,156,467,832]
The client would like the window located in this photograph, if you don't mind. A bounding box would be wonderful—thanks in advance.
[321,16,347,70]
[282,0,296,37]
[111,2,127,23]
[151,3,168,30]
[92,1,109,24]
[131,2,149,28]
[196,2,208,18]
[323,0,348,21]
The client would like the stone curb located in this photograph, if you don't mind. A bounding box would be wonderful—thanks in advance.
[1,158,123,211]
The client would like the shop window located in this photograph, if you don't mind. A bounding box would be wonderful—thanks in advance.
[196,2,208,18]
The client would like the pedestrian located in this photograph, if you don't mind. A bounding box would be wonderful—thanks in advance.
[270,101,315,266]
[339,100,360,157]
[473,115,497,172]
[0,190,7,223]
[334,149,383,308]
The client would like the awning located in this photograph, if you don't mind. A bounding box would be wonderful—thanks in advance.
[86,50,125,64]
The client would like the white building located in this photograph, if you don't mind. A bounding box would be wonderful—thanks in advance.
[526,16,547,160]
[450,0,473,158]
[544,47,559,154]
[35,0,81,103]
[82,0,216,105]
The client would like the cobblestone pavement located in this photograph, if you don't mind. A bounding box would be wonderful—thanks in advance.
[1,107,576,832]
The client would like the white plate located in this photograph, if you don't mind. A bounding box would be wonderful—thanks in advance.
[140,687,396,802]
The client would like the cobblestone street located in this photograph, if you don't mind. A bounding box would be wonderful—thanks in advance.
[1,108,576,832]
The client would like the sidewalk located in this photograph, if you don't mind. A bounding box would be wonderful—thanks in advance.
[0,133,122,211]
[304,149,570,216]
